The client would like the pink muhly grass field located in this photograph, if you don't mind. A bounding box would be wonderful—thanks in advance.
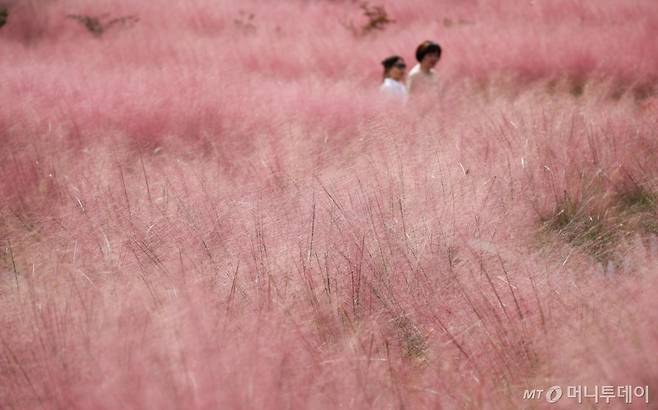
[1,0,657,409]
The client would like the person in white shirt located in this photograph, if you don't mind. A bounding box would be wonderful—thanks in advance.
[407,41,442,95]
[379,55,408,103]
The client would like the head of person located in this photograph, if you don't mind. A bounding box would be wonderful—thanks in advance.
[415,41,442,70]
[381,55,406,81]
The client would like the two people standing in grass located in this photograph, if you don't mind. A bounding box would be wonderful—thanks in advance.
[379,40,442,103]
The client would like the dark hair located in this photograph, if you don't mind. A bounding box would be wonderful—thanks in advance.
[381,55,403,79]
[415,41,442,63]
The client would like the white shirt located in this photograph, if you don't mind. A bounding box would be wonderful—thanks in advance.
[406,64,437,94]
[379,78,408,103]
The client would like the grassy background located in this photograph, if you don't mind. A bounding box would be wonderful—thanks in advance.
[1,1,657,408]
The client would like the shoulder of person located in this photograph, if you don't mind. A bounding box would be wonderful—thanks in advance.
[380,78,396,91]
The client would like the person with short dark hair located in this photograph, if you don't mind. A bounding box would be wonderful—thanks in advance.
[379,55,408,103]
[0,7,8,29]
[407,41,442,95]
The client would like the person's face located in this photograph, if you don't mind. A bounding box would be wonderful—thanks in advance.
[390,60,406,81]
[422,52,440,68]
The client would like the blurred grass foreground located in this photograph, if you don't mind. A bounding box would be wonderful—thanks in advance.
[1,1,657,408]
